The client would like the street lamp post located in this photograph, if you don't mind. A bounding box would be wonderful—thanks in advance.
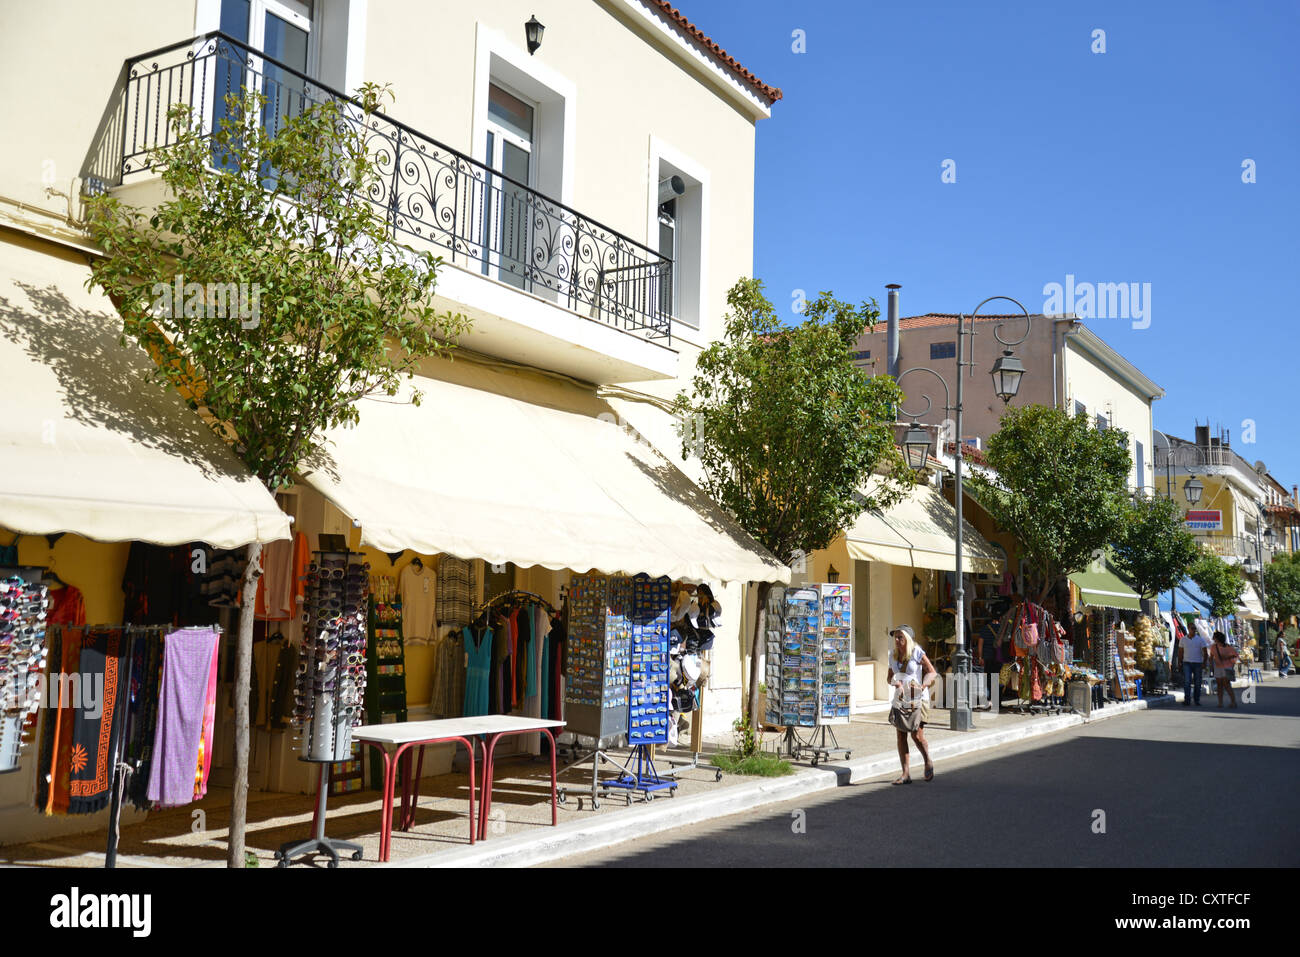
[897,296,1032,732]
[1152,430,1208,628]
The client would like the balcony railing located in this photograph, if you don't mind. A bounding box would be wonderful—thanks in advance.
[111,32,672,343]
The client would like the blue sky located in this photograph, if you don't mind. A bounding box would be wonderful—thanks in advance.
[688,0,1300,484]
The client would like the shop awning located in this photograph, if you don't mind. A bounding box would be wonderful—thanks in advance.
[1236,584,1266,621]
[1070,562,1142,611]
[842,479,1004,574]
[1156,579,1213,615]
[0,233,291,547]
[298,357,789,584]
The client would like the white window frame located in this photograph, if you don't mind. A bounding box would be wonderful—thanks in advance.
[647,136,710,333]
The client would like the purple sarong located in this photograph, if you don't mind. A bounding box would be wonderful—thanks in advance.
[146,627,219,807]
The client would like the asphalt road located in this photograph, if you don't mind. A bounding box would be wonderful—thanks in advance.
[547,676,1300,867]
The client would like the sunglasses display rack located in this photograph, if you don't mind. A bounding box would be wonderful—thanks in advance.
[764,583,853,765]
[0,569,50,775]
[278,550,367,868]
[598,575,677,802]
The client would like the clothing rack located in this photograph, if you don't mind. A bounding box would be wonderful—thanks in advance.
[474,588,558,618]
[42,623,223,869]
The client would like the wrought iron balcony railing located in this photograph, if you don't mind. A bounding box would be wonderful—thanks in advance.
[110,32,672,343]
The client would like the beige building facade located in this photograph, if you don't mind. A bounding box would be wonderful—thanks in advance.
[0,0,784,842]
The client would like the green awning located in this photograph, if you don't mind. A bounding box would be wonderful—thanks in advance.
[1070,563,1142,611]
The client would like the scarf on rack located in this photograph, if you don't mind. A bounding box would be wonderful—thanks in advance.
[66,629,130,815]
[41,626,85,815]
[125,636,165,811]
[147,627,219,808]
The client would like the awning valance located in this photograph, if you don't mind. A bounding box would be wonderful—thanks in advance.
[0,233,291,547]
[843,479,1005,574]
[1070,563,1142,611]
[298,358,788,584]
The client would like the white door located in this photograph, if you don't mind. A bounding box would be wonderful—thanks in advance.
[481,83,536,291]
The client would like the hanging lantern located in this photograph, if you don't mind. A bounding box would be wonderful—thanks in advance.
[989,349,1026,403]
[903,421,931,472]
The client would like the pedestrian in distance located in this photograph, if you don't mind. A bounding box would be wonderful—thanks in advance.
[1207,631,1239,708]
[1177,625,1212,706]
[886,624,937,784]
[1275,629,1292,678]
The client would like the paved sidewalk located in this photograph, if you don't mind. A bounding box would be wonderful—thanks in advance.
[0,683,1215,868]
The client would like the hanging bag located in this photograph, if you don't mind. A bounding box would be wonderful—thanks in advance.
[1023,603,1040,648]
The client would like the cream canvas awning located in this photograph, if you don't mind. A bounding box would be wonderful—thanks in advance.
[299,357,789,584]
[843,479,1005,574]
[0,233,290,547]
[1236,584,1266,621]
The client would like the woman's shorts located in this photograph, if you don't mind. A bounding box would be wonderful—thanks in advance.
[1214,667,1233,679]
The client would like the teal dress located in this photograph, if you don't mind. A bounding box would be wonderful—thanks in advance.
[463,625,492,718]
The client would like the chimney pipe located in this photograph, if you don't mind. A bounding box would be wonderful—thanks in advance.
[886,284,901,379]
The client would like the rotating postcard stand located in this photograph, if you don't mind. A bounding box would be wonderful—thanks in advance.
[764,584,853,765]
[277,550,367,868]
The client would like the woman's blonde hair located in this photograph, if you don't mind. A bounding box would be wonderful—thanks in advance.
[892,630,916,667]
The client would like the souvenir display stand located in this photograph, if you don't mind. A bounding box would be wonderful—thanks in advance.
[764,584,853,766]
[277,550,368,868]
[595,575,677,803]
[557,574,678,808]
[364,583,407,789]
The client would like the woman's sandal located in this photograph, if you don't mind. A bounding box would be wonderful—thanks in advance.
[892,775,912,785]
[924,764,934,782]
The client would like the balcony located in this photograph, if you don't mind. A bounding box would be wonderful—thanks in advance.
[96,33,677,383]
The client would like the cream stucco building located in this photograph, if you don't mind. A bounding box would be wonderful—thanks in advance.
[0,0,785,844]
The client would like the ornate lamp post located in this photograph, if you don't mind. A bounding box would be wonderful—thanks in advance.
[897,296,1032,731]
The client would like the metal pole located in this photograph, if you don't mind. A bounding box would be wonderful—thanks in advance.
[951,316,973,731]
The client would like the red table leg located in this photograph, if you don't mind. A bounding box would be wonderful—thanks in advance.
[402,745,426,832]
[544,728,558,827]
[479,733,502,840]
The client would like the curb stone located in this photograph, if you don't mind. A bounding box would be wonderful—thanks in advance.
[395,698,1158,868]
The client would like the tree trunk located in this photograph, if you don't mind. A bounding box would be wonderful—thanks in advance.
[227,540,263,868]
[747,581,772,730]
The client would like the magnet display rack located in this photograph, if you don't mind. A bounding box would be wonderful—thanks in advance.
[556,574,632,808]
[277,549,367,868]
[364,589,407,790]
[596,574,677,803]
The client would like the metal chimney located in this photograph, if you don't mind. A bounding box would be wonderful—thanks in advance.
[886,284,901,379]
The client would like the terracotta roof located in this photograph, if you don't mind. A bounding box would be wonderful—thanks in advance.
[645,2,783,104]
[945,441,989,466]
[896,314,1043,330]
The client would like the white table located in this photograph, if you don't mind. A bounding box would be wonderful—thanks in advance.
[351,716,566,860]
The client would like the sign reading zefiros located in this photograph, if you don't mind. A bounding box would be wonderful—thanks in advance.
[1184,509,1222,531]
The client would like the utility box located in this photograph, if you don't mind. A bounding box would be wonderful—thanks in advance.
[1067,680,1092,717]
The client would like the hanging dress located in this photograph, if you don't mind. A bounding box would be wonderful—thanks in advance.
[463,624,492,718]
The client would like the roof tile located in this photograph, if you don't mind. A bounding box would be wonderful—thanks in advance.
[646,2,783,104]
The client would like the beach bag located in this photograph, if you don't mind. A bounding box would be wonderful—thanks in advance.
[1022,604,1040,648]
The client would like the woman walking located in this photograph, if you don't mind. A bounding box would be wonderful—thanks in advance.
[1207,631,1239,708]
[887,624,937,784]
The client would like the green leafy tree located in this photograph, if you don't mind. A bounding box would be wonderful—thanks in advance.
[674,278,911,727]
[1111,494,1203,600]
[84,87,468,866]
[967,405,1132,602]
[1263,550,1300,625]
[1189,552,1246,618]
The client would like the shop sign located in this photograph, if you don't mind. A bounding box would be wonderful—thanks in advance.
[1185,510,1222,530]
